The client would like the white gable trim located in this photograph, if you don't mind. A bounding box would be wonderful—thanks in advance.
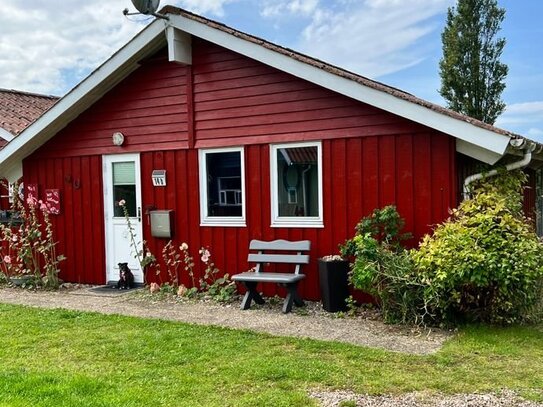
[0,19,168,173]
[168,14,510,164]
[167,26,192,64]
[0,128,14,142]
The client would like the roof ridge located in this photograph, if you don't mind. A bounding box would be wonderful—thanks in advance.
[0,87,59,100]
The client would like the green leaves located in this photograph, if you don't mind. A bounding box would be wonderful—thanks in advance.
[344,207,420,324]
[413,170,543,324]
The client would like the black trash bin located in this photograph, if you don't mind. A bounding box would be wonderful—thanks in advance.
[318,258,350,312]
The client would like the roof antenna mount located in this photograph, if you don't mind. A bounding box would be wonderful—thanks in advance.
[123,0,168,20]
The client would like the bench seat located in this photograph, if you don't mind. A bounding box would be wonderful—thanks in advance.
[232,239,311,314]
[232,272,305,284]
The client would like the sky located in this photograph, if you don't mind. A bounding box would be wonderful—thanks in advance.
[1,0,543,141]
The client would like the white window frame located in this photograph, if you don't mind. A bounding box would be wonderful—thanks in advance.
[199,147,246,227]
[270,141,323,228]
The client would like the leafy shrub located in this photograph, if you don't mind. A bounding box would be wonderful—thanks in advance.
[341,205,411,258]
[412,170,543,324]
[341,206,421,324]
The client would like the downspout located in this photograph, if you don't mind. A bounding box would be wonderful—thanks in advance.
[463,139,536,200]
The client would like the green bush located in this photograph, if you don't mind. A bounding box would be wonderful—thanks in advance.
[342,206,422,324]
[412,170,543,324]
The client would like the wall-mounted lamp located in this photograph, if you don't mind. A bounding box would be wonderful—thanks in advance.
[112,131,125,146]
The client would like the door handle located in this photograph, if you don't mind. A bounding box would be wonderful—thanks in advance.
[137,207,142,222]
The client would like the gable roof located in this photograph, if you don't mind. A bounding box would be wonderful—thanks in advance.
[0,88,58,140]
[0,6,535,180]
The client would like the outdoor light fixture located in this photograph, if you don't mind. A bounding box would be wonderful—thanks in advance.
[112,131,125,146]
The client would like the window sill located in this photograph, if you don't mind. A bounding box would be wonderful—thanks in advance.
[271,219,324,228]
[200,218,246,228]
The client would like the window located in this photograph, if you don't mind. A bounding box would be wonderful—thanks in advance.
[112,161,136,217]
[270,141,323,227]
[199,147,246,226]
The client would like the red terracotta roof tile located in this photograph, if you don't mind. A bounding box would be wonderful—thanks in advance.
[0,88,59,136]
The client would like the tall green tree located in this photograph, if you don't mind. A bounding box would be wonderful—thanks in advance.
[439,0,508,125]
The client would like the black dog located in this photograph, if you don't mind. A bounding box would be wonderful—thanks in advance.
[117,262,135,289]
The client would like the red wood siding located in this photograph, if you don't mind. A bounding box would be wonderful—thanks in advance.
[23,41,458,299]
[23,134,455,297]
[191,39,424,148]
[23,156,105,284]
[32,51,189,159]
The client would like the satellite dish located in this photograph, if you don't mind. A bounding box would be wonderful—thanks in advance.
[131,0,160,15]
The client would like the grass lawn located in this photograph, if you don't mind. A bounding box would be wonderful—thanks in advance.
[0,304,541,406]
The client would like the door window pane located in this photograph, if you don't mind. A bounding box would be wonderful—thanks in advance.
[113,162,136,217]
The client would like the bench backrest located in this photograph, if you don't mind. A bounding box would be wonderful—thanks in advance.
[248,239,311,275]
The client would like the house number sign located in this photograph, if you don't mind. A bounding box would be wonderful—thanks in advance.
[152,170,167,187]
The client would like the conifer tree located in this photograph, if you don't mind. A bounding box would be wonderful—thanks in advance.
[439,0,508,125]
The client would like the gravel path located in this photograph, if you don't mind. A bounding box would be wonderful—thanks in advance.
[310,390,543,407]
[2,286,541,406]
[0,285,447,355]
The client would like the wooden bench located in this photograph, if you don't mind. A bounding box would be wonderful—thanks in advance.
[232,239,311,314]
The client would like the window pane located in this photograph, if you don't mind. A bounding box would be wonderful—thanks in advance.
[113,162,136,217]
[205,151,242,217]
[276,146,319,217]
[114,185,136,217]
[113,162,135,184]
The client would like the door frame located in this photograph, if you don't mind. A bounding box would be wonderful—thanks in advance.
[102,153,143,284]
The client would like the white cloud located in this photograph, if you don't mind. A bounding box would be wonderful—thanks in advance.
[262,0,319,17]
[0,0,245,96]
[494,101,543,141]
[176,0,239,17]
[0,0,150,95]
[502,101,543,115]
[294,0,455,78]
[497,102,543,126]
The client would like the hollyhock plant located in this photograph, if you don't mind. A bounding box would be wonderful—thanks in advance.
[0,181,65,287]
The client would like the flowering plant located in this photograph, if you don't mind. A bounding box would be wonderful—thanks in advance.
[0,182,65,288]
[198,247,236,302]
[320,254,346,262]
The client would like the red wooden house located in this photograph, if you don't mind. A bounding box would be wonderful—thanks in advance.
[0,6,541,299]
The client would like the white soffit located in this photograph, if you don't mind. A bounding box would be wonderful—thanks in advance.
[0,128,15,142]
[456,139,503,165]
[3,161,22,183]
[168,14,511,163]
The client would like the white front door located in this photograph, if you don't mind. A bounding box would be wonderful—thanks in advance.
[103,154,144,284]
